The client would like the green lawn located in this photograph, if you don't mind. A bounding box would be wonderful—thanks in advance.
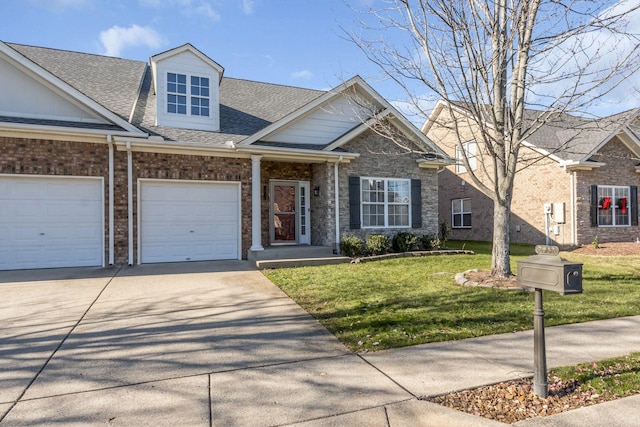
[265,241,640,352]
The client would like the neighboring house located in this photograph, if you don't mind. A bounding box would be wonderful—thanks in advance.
[423,100,640,248]
[0,41,450,271]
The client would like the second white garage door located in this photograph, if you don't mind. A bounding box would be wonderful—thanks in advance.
[139,180,241,263]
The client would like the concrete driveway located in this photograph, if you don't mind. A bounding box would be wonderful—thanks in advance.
[0,262,412,426]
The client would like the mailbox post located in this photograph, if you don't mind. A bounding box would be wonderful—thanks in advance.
[517,245,583,398]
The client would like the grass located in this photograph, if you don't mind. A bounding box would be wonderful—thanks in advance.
[265,240,640,352]
[552,352,640,399]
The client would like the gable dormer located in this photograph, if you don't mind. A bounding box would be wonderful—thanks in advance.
[150,44,223,132]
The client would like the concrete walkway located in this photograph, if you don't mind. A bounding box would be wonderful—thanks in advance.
[1,262,639,426]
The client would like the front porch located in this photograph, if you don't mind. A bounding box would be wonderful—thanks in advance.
[248,245,351,269]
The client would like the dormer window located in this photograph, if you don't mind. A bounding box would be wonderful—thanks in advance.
[167,73,187,114]
[166,72,210,117]
[190,76,209,116]
[152,44,223,131]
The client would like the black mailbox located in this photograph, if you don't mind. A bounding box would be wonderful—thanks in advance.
[517,245,583,295]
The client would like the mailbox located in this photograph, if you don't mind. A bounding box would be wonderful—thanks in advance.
[517,245,583,295]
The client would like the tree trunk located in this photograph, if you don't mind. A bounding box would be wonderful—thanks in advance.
[491,201,512,277]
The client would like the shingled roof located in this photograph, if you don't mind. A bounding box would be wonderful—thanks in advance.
[427,100,640,163]
[5,43,325,145]
[524,108,640,162]
[8,43,147,122]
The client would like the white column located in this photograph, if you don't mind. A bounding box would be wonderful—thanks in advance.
[108,136,114,266]
[250,155,264,251]
[126,141,134,265]
[334,156,343,254]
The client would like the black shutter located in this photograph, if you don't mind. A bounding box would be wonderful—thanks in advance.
[631,186,638,226]
[411,179,422,228]
[349,176,361,229]
[590,185,598,227]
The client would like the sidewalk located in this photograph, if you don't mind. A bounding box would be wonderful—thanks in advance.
[1,264,639,426]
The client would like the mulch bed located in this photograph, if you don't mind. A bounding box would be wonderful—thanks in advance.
[423,375,624,424]
[566,241,640,256]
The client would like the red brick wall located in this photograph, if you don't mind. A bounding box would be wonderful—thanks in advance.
[426,111,573,247]
[575,137,640,245]
[130,151,252,262]
[0,136,255,264]
[0,136,111,261]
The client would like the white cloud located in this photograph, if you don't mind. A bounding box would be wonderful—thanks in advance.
[242,0,255,14]
[195,2,221,21]
[99,25,164,57]
[292,70,314,80]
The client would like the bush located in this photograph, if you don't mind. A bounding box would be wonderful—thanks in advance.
[366,234,391,255]
[438,220,451,248]
[392,232,418,252]
[340,235,364,257]
[417,234,437,251]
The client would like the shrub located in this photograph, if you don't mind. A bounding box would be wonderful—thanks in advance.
[366,234,391,255]
[417,234,437,251]
[340,235,364,257]
[392,232,418,252]
[438,220,451,248]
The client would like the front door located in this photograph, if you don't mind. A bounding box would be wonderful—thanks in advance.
[270,180,310,245]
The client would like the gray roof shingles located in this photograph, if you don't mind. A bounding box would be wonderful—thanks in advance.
[5,42,325,146]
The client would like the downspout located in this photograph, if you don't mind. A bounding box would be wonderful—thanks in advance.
[570,171,576,247]
[107,135,114,265]
[126,141,133,266]
[334,156,343,254]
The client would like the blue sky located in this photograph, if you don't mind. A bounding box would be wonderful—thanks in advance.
[0,1,405,111]
[1,0,637,124]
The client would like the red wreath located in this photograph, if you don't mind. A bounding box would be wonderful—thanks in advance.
[601,197,612,210]
[620,197,628,214]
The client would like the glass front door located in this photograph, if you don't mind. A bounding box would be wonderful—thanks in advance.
[272,183,297,243]
[270,181,311,245]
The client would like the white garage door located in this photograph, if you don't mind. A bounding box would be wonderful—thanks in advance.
[140,180,240,263]
[0,175,103,270]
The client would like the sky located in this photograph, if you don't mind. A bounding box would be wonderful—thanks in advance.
[0,0,638,125]
[0,0,403,113]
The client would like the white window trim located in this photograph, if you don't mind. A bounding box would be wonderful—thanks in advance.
[166,72,210,118]
[360,177,411,229]
[596,185,631,227]
[451,198,472,229]
[456,141,477,174]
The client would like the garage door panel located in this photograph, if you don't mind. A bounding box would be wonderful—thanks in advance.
[0,176,103,270]
[140,181,239,263]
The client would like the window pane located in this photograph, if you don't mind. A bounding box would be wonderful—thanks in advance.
[389,205,409,226]
[452,199,461,213]
[453,214,461,227]
[388,180,409,204]
[363,204,384,227]
[597,186,613,226]
[463,213,472,227]
[615,187,630,226]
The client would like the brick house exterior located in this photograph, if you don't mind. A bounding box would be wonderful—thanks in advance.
[0,41,449,270]
[423,101,640,248]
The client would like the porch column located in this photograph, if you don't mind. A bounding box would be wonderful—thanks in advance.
[250,155,264,251]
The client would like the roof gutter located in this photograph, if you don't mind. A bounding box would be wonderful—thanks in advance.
[0,122,147,140]
[559,160,606,171]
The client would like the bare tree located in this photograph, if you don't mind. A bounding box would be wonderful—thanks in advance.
[345,0,640,277]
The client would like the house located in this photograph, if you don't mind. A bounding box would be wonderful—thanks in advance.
[0,41,450,271]
[423,100,640,248]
